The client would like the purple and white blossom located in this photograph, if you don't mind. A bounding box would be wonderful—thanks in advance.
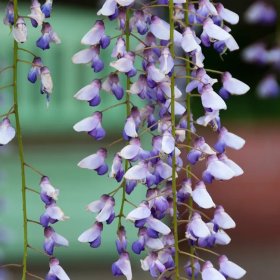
[0,118,16,146]
[46,258,70,280]
[12,17,27,43]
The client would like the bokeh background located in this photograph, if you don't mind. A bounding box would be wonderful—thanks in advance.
[0,0,280,279]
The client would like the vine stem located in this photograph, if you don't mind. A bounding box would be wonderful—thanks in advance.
[13,1,28,279]
[169,1,180,279]
[117,7,131,229]
[184,1,196,279]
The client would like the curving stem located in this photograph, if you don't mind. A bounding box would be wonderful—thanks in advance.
[169,0,180,279]
[13,0,28,279]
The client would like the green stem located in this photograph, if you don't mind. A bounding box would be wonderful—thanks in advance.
[169,1,180,279]
[13,1,28,279]
[118,7,131,229]
[184,1,195,279]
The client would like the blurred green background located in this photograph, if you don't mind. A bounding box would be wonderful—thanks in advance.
[0,1,280,280]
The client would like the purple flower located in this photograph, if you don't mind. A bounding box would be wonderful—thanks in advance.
[216,3,239,25]
[201,84,227,111]
[245,1,277,25]
[110,52,136,76]
[81,20,110,48]
[159,47,174,75]
[213,206,236,230]
[36,22,61,50]
[186,213,211,241]
[181,27,201,53]
[185,259,201,279]
[28,57,43,83]
[218,255,246,279]
[202,261,226,280]
[0,118,16,146]
[177,179,192,202]
[87,195,115,224]
[215,127,245,153]
[110,154,124,182]
[257,75,280,98]
[119,138,143,161]
[112,252,132,280]
[40,203,69,227]
[41,0,53,18]
[78,148,108,175]
[3,0,14,26]
[73,111,105,140]
[46,258,70,280]
[202,155,235,183]
[192,181,215,209]
[29,0,45,27]
[12,17,27,43]
[140,252,166,278]
[102,73,124,99]
[72,45,104,72]
[116,226,127,254]
[78,222,103,248]
[74,79,102,106]
[43,226,69,255]
[126,202,151,221]
[130,10,150,35]
[40,176,59,205]
[40,66,53,102]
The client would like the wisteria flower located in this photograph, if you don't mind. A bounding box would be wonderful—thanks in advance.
[40,203,69,227]
[186,213,211,240]
[28,57,43,83]
[46,258,70,280]
[36,22,61,50]
[78,148,108,175]
[40,66,53,96]
[74,79,101,106]
[112,252,132,280]
[3,0,14,26]
[73,111,105,140]
[102,73,124,99]
[213,206,236,230]
[40,176,59,205]
[44,226,69,255]
[81,20,110,48]
[192,181,215,209]
[87,195,115,224]
[0,118,16,146]
[202,261,226,280]
[219,255,246,279]
[78,222,103,248]
[28,0,45,27]
[12,17,27,43]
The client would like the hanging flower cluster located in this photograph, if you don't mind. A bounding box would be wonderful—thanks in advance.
[243,1,279,98]
[4,0,60,104]
[73,0,249,279]
[1,1,68,279]
[39,176,70,279]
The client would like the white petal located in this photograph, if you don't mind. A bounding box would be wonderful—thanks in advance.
[225,36,239,52]
[52,233,69,247]
[189,217,211,238]
[162,132,175,154]
[201,90,227,110]
[46,206,66,221]
[220,259,246,279]
[166,99,186,115]
[204,19,231,41]
[202,267,226,280]
[0,119,16,145]
[73,116,98,132]
[214,210,236,229]
[97,0,117,16]
[215,229,231,245]
[78,154,103,170]
[145,238,164,250]
[160,82,182,98]
[124,118,138,138]
[126,205,151,221]
[81,24,103,45]
[208,159,235,180]
[224,78,250,95]
[96,201,113,222]
[117,256,132,280]
[223,132,245,150]
[119,144,140,160]
[50,264,70,280]
[221,157,244,177]
[181,28,200,53]
[193,183,215,209]
[110,57,133,72]
[124,164,147,180]
[72,48,94,64]
[219,7,239,25]
[78,226,100,242]
[74,83,98,101]
[116,0,134,6]
[156,162,173,179]
[147,217,171,235]
[87,200,104,213]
